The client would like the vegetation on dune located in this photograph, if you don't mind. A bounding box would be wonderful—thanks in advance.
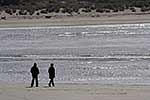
[0,0,150,17]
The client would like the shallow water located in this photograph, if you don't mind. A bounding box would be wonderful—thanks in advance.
[0,24,150,84]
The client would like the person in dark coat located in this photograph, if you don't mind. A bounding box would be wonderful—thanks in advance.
[48,63,55,87]
[30,63,39,87]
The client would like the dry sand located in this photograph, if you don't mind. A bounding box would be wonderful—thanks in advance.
[0,83,150,100]
[1,14,150,28]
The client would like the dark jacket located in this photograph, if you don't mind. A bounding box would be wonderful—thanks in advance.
[48,66,55,79]
[30,65,39,77]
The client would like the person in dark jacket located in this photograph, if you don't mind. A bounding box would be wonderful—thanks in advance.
[30,63,39,87]
[48,63,55,87]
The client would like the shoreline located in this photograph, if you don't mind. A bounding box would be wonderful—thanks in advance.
[1,14,150,28]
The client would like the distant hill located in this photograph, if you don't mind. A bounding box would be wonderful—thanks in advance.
[1,0,150,9]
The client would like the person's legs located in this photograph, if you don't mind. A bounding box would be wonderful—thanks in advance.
[35,76,38,87]
[51,78,55,87]
[31,77,34,87]
[49,79,51,87]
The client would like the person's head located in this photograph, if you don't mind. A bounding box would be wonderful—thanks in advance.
[33,63,37,67]
[50,63,54,67]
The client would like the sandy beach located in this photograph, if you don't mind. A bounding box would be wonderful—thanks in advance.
[0,83,150,100]
[1,12,150,100]
[1,14,150,28]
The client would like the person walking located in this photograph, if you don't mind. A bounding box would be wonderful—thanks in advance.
[48,63,55,87]
[30,63,39,87]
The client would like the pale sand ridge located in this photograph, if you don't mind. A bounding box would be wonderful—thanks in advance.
[1,14,150,28]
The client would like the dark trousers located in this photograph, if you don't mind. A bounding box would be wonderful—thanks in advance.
[49,78,55,87]
[31,76,38,87]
